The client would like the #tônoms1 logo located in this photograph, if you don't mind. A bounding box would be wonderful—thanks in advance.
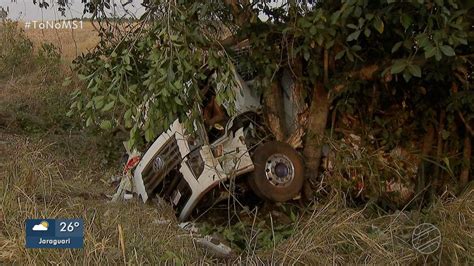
[24,20,83,30]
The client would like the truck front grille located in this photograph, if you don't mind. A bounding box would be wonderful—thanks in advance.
[141,136,182,195]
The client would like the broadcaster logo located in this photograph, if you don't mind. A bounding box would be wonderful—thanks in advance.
[411,223,441,255]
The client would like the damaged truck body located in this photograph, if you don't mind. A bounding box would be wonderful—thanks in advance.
[126,70,305,221]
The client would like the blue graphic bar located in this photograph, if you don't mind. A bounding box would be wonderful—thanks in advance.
[25,219,84,248]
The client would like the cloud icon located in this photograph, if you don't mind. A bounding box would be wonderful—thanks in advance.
[32,221,49,231]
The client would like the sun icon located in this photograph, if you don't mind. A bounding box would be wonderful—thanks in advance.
[40,221,49,228]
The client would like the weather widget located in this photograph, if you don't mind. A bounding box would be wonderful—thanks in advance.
[25,219,83,248]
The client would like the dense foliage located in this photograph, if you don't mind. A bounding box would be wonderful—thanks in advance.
[66,0,473,198]
[70,3,239,147]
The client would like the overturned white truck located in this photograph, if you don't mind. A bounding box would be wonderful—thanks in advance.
[129,73,305,221]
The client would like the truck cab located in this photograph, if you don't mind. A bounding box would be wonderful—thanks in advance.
[131,73,305,221]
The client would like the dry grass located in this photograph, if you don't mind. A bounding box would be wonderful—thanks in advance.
[0,20,87,132]
[271,189,473,264]
[0,133,204,264]
[0,133,472,264]
[19,21,99,63]
[0,19,473,265]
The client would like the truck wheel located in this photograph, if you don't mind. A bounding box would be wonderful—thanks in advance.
[248,141,304,202]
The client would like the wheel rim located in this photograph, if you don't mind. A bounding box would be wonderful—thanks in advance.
[265,154,294,187]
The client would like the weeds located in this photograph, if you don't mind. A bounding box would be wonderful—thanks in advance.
[272,189,473,264]
[0,135,202,264]
[0,20,63,80]
[0,134,472,264]
[0,20,80,134]
[0,20,33,79]
[200,217,295,251]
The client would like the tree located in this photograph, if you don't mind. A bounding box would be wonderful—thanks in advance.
[67,0,473,198]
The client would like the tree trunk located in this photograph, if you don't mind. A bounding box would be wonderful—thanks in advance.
[302,50,331,199]
[303,81,330,184]
[429,110,445,199]
[460,132,471,186]
[434,111,446,180]
[285,60,308,149]
[263,80,287,141]
[415,124,435,204]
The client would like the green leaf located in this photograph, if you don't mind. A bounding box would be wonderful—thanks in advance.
[416,34,431,49]
[70,89,80,98]
[170,34,178,41]
[124,109,132,128]
[424,46,437,58]
[407,64,422,77]
[373,17,384,34]
[86,116,93,127]
[346,51,354,62]
[346,30,361,42]
[330,10,342,25]
[101,100,115,112]
[100,120,112,130]
[325,39,335,49]
[391,60,407,74]
[123,55,130,65]
[145,128,155,142]
[119,94,128,105]
[400,14,412,30]
[130,125,137,137]
[95,99,104,110]
[391,42,403,53]
[364,28,371,37]
[92,95,104,103]
[129,84,137,94]
[354,6,362,18]
[403,71,412,82]
[347,24,358,29]
[335,50,345,60]
[127,137,135,151]
[440,45,455,56]
[435,49,442,61]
